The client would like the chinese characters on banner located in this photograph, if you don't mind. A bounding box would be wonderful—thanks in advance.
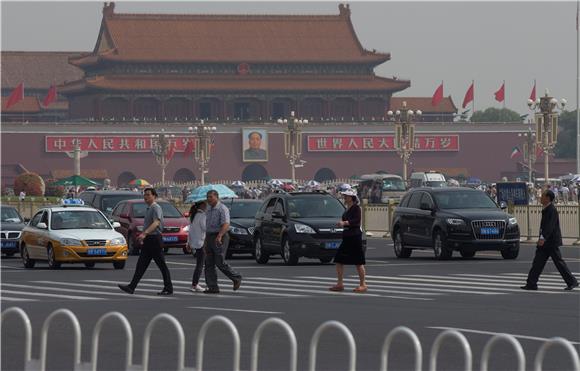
[45,136,196,152]
[307,135,459,152]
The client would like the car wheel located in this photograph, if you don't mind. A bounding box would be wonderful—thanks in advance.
[255,236,269,264]
[21,244,35,269]
[47,245,61,269]
[319,257,333,264]
[433,231,452,260]
[501,243,519,259]
[281,238,299,266]
[113,261,126,269]
[128,235,140,256]
[84,262,96,268]
[460,250,476,258]
[393,229,412,258]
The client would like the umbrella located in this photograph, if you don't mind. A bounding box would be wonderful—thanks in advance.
[337,183,352,191]
[128,179,150,187]
[53,175,100,187]
[231,180,246,188]
[447,179,460,187]
[268,179,284,186]
[186,184,238,203]
[305,180,320,187]
[281,183,295,192]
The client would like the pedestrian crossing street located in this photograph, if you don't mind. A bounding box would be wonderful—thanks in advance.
[1,272,579,303]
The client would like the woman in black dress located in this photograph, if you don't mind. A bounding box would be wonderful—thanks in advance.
[329,189,367,293]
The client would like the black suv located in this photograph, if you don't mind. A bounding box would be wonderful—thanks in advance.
[391,187,520,260]
[224,199,262,258]
[1,205,27,257]
[79,190,142,217]
[254,191,365,265]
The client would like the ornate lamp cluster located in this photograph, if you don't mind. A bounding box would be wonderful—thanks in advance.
[188,121,217,185]
[278,111,308,183]
[151,129,175,186]
[387,101,422,181]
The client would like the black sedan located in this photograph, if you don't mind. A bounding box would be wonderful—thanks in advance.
[1,205,27,257]
[224,199,263,258]
[391,187,520,260]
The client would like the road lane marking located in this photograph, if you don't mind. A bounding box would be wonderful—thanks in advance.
[301,276,505,295]
[1,297,37,302]
[364,275,571,294]
[140,279,307,297]
[409,274,567,287]
[187,306,284,314]
[0,289,101,300]
[427,327,580,345]
[30,281,170,299]
[453,274,569,285]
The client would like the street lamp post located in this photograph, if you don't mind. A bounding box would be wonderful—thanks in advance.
[527,90,567,185]
[151,129,175,186]
[188,121,217,186]
[278,111,308,183]
[387,101,422,181]
[518,127,536,184]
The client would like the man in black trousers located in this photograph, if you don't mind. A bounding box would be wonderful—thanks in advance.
[118,187,173,295]
[521,189,579,291]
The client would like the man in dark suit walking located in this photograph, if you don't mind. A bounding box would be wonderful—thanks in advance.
[521,190,579,291]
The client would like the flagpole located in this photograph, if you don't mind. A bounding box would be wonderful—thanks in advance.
[472,80,475,119]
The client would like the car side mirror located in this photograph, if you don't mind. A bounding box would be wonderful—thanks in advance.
[420,202,432,211]
[272,211,284,219]
[499,201,507,210]
[112,221,121,228]
[37,222,48,229]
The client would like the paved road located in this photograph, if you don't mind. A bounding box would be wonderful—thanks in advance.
[1,239,579,371]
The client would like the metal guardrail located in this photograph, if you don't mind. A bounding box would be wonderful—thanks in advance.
[2,307,579,371]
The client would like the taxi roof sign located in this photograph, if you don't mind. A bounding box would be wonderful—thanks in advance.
[61,198,85,206]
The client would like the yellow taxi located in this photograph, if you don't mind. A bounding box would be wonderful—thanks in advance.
[19,201,128,269]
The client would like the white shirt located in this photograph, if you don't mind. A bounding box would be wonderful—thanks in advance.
[188,212,206,249]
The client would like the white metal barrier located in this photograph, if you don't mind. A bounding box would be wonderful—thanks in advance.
[2,307,579,371]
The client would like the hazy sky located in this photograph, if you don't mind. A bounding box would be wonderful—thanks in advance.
[1,1,577,115]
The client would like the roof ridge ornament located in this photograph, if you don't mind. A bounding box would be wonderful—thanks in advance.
[103,2,115,18]
[338,3,351,17]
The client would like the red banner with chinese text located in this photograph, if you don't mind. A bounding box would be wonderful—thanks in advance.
[45,136,196,153]
[307,135,459,152]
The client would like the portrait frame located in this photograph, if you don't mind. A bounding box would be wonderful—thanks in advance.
[242,128,268,162]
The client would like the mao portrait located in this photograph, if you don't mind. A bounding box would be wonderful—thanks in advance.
[242,129,268,162]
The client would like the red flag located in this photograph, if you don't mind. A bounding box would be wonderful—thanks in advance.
[462,82,474,109]
[165,143,175,162]
[494,82,505,102]
[5,82,24,109]
[43,85,57,107]
[431,82,444,106]
[183,139,194,157]
[529,81,536,102]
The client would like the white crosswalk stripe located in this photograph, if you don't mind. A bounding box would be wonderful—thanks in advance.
[2,271,577,303]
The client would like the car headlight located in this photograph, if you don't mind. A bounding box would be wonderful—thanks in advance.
[109,237,126,246]
[136,226,144,232]
[229,226,248,235]
[294,223,316,234]
[182,225,190,232]
[446,218,465,226]
[60,238,82,246]
[508,217,518,226]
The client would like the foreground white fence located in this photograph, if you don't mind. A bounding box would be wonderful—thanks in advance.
[2,307,579,371]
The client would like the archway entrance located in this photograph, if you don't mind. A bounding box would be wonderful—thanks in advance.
[242,164,269,182]
[314,168,336,182]
[117,171,136,187]
[173,168,196,183]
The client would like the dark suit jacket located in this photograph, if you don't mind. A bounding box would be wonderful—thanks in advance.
[539,203,563,248]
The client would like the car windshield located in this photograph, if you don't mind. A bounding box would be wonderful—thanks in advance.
[434,191,498,209]
[131,202,183,218]
[426,181,447,188]
[382,178,406,191]
[1,207,23,223]
[287,196,345,218]
[102,195,142,214]
[51,210,111,230]
[227,201,262,218]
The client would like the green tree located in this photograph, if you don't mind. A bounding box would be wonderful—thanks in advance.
[554,110,578,159]
[471,107,523,123]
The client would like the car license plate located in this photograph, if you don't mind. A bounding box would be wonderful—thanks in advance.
[163,236,179,243]
[480,227,499,235]
[325,241,341,249]
[1,241,17,249]
[87,248,106,256]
